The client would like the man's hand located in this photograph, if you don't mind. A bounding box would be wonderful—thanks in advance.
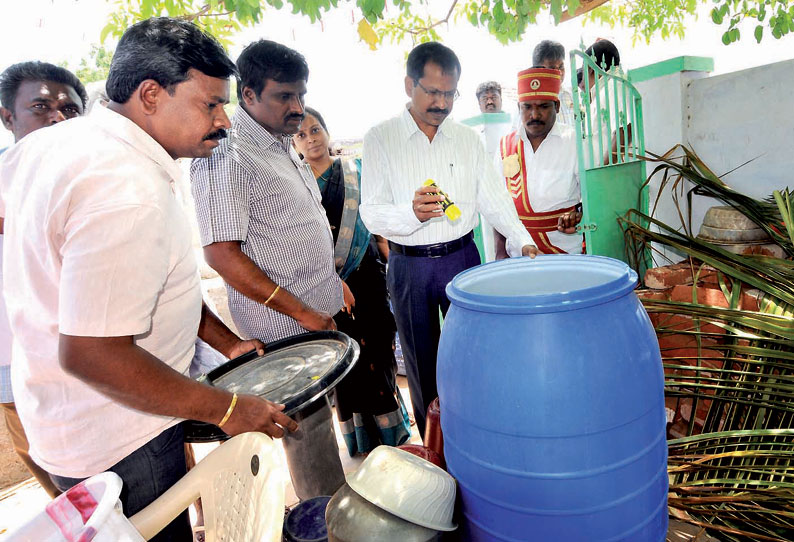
[341,280,355,315]
[221,395,298,438]
[296,306,337,332]
[557,211,583,234]
[413,185,444,222]
[226,339,265,360]
[522,244,539,258]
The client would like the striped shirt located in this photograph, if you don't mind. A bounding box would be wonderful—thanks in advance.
[191,107,342,343]
[360,106,532,256]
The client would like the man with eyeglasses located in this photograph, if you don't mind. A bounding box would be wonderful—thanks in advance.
[360,42,537,437]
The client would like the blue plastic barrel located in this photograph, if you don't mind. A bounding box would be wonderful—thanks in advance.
[437,255,668,541]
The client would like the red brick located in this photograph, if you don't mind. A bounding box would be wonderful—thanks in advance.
[645,263,696,289]
[655,313,726,337]
[636,288,672,301]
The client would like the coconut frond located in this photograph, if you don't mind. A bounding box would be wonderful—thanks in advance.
[641,145,794,257]
[621,210,794,306]
[623,145,794,540]
[668,431,794,541]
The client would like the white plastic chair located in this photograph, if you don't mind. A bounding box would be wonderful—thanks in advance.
[130,431,286,542]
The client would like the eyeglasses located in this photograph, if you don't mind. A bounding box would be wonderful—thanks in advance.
[414,80,460,102]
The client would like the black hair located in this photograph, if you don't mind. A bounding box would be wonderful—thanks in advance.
[303,106,328,133]
[105,17,237,104]
[475,81,501,99]
[532,40,565,66]
[0,61,87,110]
[585,39,621,70]
[236,40,309,101]
[406,42,461,81]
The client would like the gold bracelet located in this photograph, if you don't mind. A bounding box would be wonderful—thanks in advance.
[218,393,238,428]
[264,285,281,306]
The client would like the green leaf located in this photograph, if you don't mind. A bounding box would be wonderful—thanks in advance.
[755,24,764,42]
[722,30,732,44]
[99,21,116,43]
[712,6,724,24]
[549,0,563,21]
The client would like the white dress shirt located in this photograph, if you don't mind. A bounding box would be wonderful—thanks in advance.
[0,105,202,477]
[360,107,532,257]
[494,121,582,254]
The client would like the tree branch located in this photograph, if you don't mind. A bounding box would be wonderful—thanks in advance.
[176,3,236,22]
[388,0,459,36]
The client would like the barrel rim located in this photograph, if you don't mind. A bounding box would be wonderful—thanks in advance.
[446,255,638,314]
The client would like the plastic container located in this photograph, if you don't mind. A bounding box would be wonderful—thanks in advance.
[6,471,144,541]
[397,444,445,470]
[346,445,456,531]
[325,483,442,542]
[438,255,668,541]
[423,397,445,465]
[283,496,331,542]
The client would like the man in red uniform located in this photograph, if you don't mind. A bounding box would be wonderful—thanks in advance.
[494,67,583,257]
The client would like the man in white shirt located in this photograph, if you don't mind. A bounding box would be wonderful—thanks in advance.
[0,18,297,540]
[532,40,575,126]
[495,67,582,256]
[360,42,536,437]
[0,60,86,499]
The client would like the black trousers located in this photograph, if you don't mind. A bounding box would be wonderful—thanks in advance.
[386,241,481,438]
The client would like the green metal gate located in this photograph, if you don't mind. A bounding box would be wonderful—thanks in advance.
[570,49,649,268]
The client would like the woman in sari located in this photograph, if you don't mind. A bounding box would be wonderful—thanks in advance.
[293,107,411,456]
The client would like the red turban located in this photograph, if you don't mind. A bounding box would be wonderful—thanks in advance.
[517,68,561,103]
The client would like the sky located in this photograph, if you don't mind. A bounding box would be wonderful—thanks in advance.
[1,0,793,148]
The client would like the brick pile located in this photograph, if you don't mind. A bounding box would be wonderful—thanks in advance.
[637,261,762,438]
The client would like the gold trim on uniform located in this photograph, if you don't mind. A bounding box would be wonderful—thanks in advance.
[518,72,562,80]
[502,153,520,178]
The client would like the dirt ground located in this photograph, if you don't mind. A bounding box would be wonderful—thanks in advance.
[0,417,31,491]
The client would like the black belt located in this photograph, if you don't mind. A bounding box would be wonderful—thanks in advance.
[389,232,474,258]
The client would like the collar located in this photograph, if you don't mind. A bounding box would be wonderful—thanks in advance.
[399,104,454,141]
[519,118,563,147]
[90,105,183,183]
[233,106,293,152]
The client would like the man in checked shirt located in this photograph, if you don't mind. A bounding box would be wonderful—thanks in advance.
[191,39,343,344]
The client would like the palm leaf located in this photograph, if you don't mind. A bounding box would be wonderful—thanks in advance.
[641,144,794,257]
[621,145,794,540]
[668,431,794,541]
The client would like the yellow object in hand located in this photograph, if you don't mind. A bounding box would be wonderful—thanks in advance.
[423,179,461,222]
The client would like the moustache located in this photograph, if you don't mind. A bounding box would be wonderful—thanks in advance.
[527,120,545,126]
[427,108,449,115]
[203,129,227,141]
[286,113,305,122]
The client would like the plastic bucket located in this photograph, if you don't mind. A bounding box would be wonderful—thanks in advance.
[437,255,668,541]
[6,471,144,542]
[283,496,331,542]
